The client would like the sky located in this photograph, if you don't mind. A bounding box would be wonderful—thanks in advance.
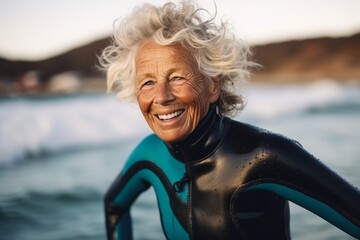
[0,0,360,61]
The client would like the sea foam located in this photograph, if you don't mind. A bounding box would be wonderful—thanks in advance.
[0,94,151,166]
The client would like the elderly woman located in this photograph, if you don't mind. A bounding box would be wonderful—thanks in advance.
[100,1,360,239]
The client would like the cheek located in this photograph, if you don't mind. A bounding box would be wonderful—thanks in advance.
[181,81,211,107]
[137,95,151,115]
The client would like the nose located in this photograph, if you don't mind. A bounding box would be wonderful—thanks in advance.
[154,82,175,105]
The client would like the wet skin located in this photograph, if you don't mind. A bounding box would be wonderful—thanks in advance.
[135,42,220,143]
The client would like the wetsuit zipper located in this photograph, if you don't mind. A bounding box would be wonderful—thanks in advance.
[173,173,189,193]
[185,163,194,240]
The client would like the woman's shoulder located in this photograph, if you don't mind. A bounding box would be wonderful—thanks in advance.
[227,119,304,151]
[138,134,163,147]
[127,134,171,163]
[130,134,163,155]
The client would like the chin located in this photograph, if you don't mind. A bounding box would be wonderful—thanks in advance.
[156,131,188,143]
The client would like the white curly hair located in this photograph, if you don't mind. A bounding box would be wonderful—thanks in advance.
[99,0,256,116]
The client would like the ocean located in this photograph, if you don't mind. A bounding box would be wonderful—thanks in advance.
[0,80,359,240]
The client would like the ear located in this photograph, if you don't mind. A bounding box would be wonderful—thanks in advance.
[209,77,221,103]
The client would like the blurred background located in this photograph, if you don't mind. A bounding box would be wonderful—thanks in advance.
[0,0,359,239]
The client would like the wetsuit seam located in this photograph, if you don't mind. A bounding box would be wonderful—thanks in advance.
[186,163,194,240]
[105,160,188,238]
[230,177,355,225]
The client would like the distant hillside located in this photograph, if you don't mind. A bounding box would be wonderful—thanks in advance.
[251,33,360,82]
[0,38,111,81]
[1,33,359,94]
[0,38,111,94]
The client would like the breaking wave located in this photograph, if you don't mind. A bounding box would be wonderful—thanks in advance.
[1,80,359,166]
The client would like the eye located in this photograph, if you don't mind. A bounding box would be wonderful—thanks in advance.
[139,80,155,90]
[170,76,186,85]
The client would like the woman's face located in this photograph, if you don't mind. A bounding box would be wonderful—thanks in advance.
[135,42,220,142]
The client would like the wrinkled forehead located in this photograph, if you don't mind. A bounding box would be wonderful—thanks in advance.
[136,41,193,58]
[135,41,198,71]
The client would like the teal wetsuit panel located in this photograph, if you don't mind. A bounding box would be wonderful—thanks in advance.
[114,134,188,240]
[249,183,360,238]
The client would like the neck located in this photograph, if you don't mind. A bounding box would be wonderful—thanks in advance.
[164,104,229,163]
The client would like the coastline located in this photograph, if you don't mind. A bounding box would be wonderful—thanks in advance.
[1,33,359,97]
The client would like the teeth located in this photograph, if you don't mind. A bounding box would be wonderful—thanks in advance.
[157,110,183,120]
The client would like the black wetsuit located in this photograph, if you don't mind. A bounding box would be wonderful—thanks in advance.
[105,105,360,240]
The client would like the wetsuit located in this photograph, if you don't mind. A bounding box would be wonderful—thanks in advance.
[104,105,360,240]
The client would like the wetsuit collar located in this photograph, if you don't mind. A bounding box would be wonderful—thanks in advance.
[164,104,229,163]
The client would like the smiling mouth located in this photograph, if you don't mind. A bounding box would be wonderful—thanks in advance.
[156,110,184,120]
